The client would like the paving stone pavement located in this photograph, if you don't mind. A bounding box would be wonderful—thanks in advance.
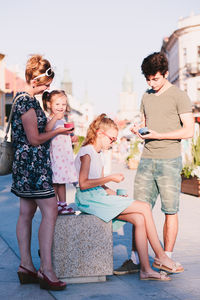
[0,161,200,300]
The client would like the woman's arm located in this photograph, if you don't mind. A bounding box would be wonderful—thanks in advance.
[79,154,124,190]
[21,109,69,146]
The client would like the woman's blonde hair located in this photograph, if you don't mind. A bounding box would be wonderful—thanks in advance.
[83,113,118,146]
[25,54,54,85]
[42,90,70,113]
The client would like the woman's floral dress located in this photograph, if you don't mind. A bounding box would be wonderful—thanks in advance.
[11,92,55,199]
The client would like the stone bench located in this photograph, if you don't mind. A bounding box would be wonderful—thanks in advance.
[52,213,113,284]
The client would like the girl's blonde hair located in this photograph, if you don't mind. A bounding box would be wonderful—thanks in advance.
[42,90,70,113]
[83,113,118,146]
[25,54,54,85]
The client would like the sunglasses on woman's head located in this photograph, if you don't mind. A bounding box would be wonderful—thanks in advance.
[33,68,53,80]
[102,131,117,143]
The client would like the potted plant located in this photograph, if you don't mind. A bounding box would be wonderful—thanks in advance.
[73,136,85,155]
[126,139,141,170]
[181,135,200,196]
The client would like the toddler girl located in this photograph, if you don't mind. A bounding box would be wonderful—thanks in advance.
[75,113,184,281]
[43,90,77,214]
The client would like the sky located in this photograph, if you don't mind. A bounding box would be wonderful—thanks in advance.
[0,0,200,116]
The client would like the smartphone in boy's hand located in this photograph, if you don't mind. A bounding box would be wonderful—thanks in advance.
[138,127,150,135]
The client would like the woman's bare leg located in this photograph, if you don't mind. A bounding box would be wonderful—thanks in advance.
[16,198,37,272]
[35,196,59,281]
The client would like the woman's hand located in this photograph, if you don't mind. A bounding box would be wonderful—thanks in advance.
[56,127,74,135]
[110,173,124,183]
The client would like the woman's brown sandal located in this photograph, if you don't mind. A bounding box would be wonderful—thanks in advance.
[38,269,67,291]
[17,265,39,284]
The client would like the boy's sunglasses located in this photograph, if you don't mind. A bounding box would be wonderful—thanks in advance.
[33,68,53,80]
[102,131,117,143]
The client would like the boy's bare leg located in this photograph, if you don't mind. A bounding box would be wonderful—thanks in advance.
[163,213,178,252]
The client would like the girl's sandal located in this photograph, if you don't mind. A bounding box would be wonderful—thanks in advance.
[140,270,171,281]
[152,257,184,274]
[17,265,39,284]
[58,203,75,215]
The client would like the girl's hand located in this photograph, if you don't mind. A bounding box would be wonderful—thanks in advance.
[54,112,65,120]
[110,173,124,183]
[106,189,116,195]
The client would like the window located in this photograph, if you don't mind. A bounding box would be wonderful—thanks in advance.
[197,89,200,102]
[197,82,200,101]
[5,83,10,89]
[197,46,200,58]
[183,48,187,65]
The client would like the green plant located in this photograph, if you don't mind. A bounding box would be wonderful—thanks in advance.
[192,135,200,166]
[126,139,140,162]
[73,136,85,154]
[181,164,194,178]
[182,135,200,178]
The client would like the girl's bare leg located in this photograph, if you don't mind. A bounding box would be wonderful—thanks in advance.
[120,200,182,270]
[16,198,37,272]
[117,212,171,279]
[55,184,66,204]
[35,196,59,281]
[53,184,59,202]
[117,213,152,272]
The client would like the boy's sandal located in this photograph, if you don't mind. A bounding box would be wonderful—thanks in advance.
[140,270,171,281]
[152,257,184,274]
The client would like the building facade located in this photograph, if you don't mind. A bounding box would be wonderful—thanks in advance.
[0,53,5,129]
[161,13,200,104]
[118,71,139,121]
[61,69,94,136]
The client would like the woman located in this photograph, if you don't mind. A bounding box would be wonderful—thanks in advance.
[11,55,69,291]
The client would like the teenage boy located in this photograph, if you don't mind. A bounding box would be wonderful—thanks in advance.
[114,52,194,275]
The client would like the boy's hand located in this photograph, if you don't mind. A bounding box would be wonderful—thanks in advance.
[138,129,161,140]
[130,122,144,137]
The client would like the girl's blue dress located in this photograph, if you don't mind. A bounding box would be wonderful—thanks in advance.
[75,186,134,230]
[75,144,135,230]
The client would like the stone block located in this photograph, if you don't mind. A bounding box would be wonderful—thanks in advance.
[52,213,113,283]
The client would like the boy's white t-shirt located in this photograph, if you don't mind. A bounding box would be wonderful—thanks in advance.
[75,145,104,179]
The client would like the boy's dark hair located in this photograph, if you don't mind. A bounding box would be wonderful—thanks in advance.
[141,52,168,78]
